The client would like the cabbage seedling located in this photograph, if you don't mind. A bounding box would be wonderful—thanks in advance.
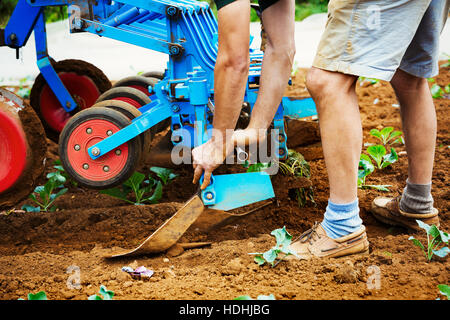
[358,154,391,191]
[438,284,450,300]
[88,285,114,300]
[409,220,449,262]
[366,145,398,169]
[100,171,163,205]
[249,226,298,267]
[21,172,68,212]
[370,127,403,146]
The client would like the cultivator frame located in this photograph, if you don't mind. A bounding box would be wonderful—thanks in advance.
[1,0,318,255]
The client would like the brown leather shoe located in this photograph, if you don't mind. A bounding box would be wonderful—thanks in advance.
[285,222,370,260]
[371,196,439,232]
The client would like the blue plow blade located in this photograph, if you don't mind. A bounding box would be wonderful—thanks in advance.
[282,97,317,119]
[208,172,275,211]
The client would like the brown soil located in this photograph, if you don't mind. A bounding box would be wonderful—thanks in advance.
[0,64,449,301]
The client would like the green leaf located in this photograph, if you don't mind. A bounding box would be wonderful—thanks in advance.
[432,247,449,258]
[88,294,103,300]
[262,249,278,265]
[270,226,293,249]
[363,185,391,192]
[257,294,276,300]
[367,145,386,169]
[381,148,398,168]
[143,181,163,204]
[53,188,68,199]
[409,236,425,251]
[150,167,176,185]
[415,220,431,234]
[100,188,130,202]
[380,127,394,144]
[234,295,253,300]
[99,285,114,300]
[431,84,444,99]
[253,255,265,266]
[124,172,146,189]
[27,291,47,300]
[369,129,382,140]
[438,284,450,299]
[21,204,41,212]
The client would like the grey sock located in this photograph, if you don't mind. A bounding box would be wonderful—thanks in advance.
[399,179,434,214]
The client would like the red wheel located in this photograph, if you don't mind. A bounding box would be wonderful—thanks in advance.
[112,76,157,96]
[0,88,47,209]
[59,107,141,189]
[30,59,111,142]
[96,86,151,109]
[0,110,27,193]
[92,100,152,157]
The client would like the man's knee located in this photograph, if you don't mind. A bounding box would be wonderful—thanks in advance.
[265,40,296,67]
[390,69,428,93]
[217,51,250,74]
[306,67,357,100]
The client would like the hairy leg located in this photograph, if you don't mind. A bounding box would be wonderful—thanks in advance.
[306,67,361,204]
[390,69,436,184]
[233,0,295,146]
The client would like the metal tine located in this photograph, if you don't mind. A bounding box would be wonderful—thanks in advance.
[183,12,216,66]
[179,13,215,70]
[196,9,217,49]
[192,11,217,56]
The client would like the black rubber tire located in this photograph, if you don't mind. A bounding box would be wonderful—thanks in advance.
[96,86,151,107]
[92,100,152,159]
[97,86,170,135]
[112,75,157,95]
[30,59,112,142]
[141,70,165,80]
[59,107,141,189]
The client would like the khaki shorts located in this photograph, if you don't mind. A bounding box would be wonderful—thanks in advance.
[313,0,449,80]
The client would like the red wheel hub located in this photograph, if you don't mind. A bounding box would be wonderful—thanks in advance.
[128,84,150,96]
[112,96,143,109]
[67,119,129,181]
[0,110,27,193]
[40,72,101,132]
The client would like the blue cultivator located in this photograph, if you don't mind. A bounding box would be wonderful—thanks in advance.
[1,0,317,256]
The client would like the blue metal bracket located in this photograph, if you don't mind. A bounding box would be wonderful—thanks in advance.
[36,57,78,113]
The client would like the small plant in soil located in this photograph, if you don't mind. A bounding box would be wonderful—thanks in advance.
[430,83,450,99]
[370,127,403,146]
[437,284,450,300]
[47,159,78,187]
[234,294,276,300]
[278,149,315,207]
[366,145,398,170]
[21,172,68,212]
[409,220,449,262]
[149,166,178,185]
[101,171,163,205]
[249,226,298,267]
[358,154,391,191]
[100,167,176,205]
[88,285,114,300]
[18,291,47,300]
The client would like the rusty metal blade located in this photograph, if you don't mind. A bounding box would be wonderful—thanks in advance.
[189,200,273,233]
[108,194,205,258]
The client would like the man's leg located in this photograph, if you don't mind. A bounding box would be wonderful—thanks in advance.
[192,0,250,189]
[391,70,436,185]
[232,0,295,145]
[306,68,361,204]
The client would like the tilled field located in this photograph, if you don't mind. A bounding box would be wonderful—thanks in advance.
[0,64,448,300]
